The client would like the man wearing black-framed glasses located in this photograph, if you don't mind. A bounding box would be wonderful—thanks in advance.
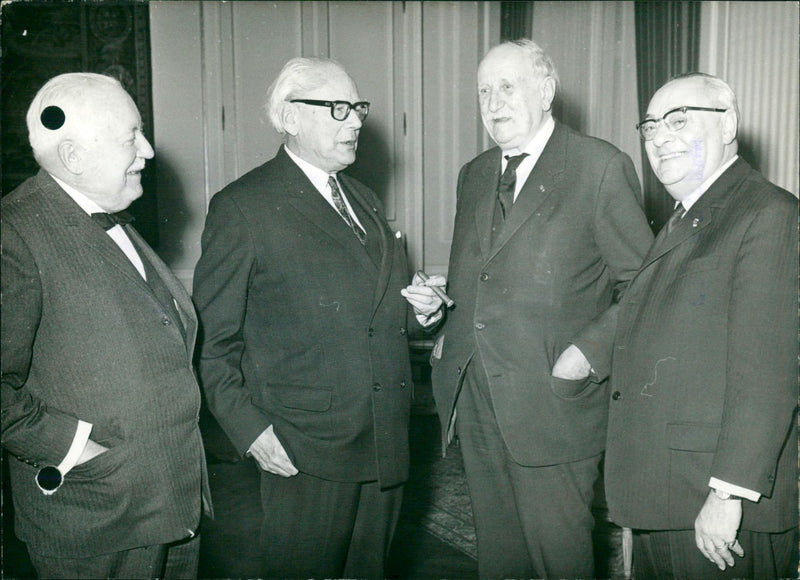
[606,72,798,578]
[193,57,443,579]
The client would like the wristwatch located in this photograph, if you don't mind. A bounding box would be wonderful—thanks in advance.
[712,488,741,501]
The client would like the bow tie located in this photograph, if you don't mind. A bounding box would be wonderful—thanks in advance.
[91,211,135,231]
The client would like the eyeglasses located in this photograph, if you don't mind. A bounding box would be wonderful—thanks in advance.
[636,106,727,141]
[290,99,370,121]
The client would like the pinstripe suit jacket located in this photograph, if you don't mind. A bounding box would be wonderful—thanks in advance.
[1,170,211,558]
[605,158,798,532]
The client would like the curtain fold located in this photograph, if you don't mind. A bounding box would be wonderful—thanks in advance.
[634,1,702,233]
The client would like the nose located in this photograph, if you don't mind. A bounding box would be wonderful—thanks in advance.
[486,89,504,113]
[136,131,155,159]
[344,107,363,129]
[650,121,674,147]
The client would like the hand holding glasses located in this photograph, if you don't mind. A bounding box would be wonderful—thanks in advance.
[291,99,370,122]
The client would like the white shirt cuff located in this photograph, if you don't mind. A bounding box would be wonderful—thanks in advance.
[709,477,761,502]
[59,420,93,475]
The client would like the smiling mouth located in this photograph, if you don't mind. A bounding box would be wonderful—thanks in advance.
[658,151,684,161]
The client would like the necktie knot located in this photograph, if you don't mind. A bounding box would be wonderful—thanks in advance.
[497,153,529,219]
[91,211,135,231]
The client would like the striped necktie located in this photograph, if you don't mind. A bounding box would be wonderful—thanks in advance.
[328,176,366,245]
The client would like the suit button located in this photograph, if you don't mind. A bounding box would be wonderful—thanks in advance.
[368,328,375,337]
[162,316,171,326]
[475,322,485,330]
[399,327,407,336]
[479,272,489,281]
[612,391,622,400]
[456,367,462,375]
[372,383,382,392]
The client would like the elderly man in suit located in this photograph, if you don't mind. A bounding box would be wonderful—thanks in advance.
[192,57,442,579]
[605,73,798,578]
[1,73,211,579]
[428,39,654,578]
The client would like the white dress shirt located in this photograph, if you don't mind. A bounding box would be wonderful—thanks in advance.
[500,115,556,201]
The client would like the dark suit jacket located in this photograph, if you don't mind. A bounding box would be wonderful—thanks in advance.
[1,171,210,558]
[192,147,413,489]
[431,122,654,465]
[605,158,798,532]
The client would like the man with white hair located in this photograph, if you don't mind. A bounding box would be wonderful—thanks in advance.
[429,39,653,578]
[605,72,798,578]
[192,57,442,578]
[1,73,211,578]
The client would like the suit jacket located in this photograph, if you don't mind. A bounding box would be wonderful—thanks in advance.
[1,171,210,558]
[192,147,413,489]
[431,122,654,465]
[605,158,798,532]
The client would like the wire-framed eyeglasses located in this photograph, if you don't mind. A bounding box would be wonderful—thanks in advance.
[290,99,370,121]
[636,106,727,141]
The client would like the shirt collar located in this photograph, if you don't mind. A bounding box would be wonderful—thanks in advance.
[50,174,106,215]
[284,145,337,193]
[680,155,739,212]
[502,115,555,163]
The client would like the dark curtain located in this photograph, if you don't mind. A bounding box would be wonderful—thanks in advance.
[634,1,702,233]
[1,2,158,247]
[501,1,533,42]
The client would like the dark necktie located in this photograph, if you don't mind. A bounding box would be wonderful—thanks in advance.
[91,211,135,231]
[666,203,685,234]
[497,153,529,220]
[328,176,366,245]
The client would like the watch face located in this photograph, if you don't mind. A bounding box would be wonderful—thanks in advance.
[36,466,63,492]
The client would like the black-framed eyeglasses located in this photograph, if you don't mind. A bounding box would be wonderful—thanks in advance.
[636,106,727,141]
[290,99,370,121]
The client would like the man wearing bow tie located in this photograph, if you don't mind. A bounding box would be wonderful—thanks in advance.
[429,39,653,578]
[192,57,442,579]
[1,73,211,578]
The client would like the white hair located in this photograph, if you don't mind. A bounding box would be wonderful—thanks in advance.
[265,57,349,134]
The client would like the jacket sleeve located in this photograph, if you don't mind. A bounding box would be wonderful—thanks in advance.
[1,223,79,464]
[711,193,798,495]
[192,193,272,455]
[572,151,654,379]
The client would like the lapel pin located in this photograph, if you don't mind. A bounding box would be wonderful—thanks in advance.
[539,184,546,192]
[692,218,700,227]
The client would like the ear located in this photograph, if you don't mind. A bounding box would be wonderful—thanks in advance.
[282,103,300,137]
[721,109,738,145]
[540,76,556,112]
[57,141,83,175]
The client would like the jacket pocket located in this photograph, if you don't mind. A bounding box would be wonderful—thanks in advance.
[550,375,594,400]
[677,256,719,278]
[667,421,720,452]
[270,384,333,412]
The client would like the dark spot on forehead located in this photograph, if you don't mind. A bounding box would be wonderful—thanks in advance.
[41,106,65,130]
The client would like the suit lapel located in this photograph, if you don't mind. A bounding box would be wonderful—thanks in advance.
[484,123,567,262]
[37,172,196,354]
[126,226,198,353]
[279,151,378,277]
[636,158,751,281]
[339,173,395,320]
[474,151,502,261]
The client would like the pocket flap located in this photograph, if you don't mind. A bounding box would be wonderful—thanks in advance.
[667,422,720,452]
[270,384,333,412]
